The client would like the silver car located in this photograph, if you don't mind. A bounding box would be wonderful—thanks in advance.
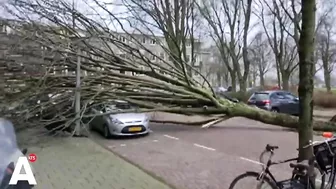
[88,101,150,138]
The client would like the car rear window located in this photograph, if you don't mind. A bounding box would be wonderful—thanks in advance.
[250,93,269,101]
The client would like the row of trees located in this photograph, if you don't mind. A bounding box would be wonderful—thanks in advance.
[200,0,336,91]
[1,0,335,93]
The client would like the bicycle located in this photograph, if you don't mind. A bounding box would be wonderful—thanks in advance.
[228,132,336,189]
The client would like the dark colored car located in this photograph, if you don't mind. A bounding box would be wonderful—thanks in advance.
[247,90,299,116]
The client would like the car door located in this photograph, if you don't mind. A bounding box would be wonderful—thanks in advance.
[283,93,299,115]
[271,92,288,113]
[91,104,105,132]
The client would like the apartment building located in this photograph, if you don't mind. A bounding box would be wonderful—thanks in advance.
[106,32,208,81]
[1,18,210,85]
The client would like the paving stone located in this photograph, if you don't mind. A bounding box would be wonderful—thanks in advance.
[16,128,173,189]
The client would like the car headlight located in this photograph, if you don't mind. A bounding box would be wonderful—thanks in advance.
[111,118,123,124]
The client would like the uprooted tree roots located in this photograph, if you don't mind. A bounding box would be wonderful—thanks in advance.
[1,0,336,134]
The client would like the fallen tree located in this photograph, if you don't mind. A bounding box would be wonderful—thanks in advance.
[1,0,336,134]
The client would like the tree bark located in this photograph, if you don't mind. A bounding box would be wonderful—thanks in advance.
[323,68,331,92]
[276,61,282,88]
[281,72,290,90]
[297,0,316,179]
[230,71,237,91]
[259,65,265,87]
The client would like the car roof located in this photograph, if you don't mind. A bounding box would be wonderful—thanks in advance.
[254,90,290,94]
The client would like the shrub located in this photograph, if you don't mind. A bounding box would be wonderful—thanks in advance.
[313,91,336,108]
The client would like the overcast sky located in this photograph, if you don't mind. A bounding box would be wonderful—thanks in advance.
[1,0,335,81]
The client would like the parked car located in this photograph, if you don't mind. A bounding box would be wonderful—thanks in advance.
[0,118,34,189]
[88,100,150,138]
[247,90,299,116]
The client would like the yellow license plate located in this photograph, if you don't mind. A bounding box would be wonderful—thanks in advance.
[128,127,142,132]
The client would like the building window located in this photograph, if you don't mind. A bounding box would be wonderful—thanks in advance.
[150,39,156,45]
[142,37,146,44]
[151,54,156,61]
[194,56,200,66]
[159,52,164,60]
[186,55,190,62]
[1,25,6,33]
[168,54,173,61]
[120,36,126,42]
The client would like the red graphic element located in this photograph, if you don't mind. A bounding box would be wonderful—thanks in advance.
[28,153,37,163]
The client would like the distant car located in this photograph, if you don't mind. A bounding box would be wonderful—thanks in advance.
[247,90,299,116]
[88,100,150,138]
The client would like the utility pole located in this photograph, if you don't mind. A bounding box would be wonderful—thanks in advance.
[75,48,81,136]
[72,0,81,136]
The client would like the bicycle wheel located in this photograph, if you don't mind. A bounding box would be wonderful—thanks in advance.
[229,171,278,189]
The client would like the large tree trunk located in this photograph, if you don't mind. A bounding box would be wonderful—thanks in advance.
[239,78,248,92]
[297,0,316,180]
[323,68,331,92]
[281,72,290,90]
[276,61,282,88]
[224,72,229,87]
[174,104,336,131]
[216,72,221,86]
[259,67,265,87]
[229,71,237,91]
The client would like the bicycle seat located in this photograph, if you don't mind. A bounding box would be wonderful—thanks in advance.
[266,144,279,151]
[289,160,310,170]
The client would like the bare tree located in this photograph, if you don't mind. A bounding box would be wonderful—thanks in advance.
[121,0,204,80]
[297,0,316,179]
[256,0,300,90]
[316,17,336,91]
[1,0,335,132]
[249,32,272,87]
[197,0,253,92]
[202,46,230,87]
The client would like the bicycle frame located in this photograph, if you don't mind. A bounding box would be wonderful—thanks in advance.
[257,151,318,189]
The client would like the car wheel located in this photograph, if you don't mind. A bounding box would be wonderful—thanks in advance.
[271,108,279,113]
[103,125,111,139]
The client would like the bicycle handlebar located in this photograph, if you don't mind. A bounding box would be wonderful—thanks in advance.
[259,132,335,167]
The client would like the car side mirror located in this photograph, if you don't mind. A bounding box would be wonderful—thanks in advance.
[294,97,299,101]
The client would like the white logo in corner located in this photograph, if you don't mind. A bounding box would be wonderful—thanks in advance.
[9,156,37,185]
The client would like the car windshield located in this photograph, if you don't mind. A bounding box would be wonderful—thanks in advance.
[104,102,137,112]
[115,103,132,110]
[283,93,297,100]
[250,93,269,101]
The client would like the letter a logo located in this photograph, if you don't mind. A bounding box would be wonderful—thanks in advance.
[9,157,37,185]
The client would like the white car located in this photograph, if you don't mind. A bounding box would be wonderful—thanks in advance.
[88,100,150,138]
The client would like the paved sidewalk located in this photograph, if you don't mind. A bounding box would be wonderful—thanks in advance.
[16,129,173,189]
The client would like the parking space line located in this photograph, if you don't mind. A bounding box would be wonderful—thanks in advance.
[120,144,126,147]
[193,143,216,151]
[240,157,263,165]
[163,135,179,140]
